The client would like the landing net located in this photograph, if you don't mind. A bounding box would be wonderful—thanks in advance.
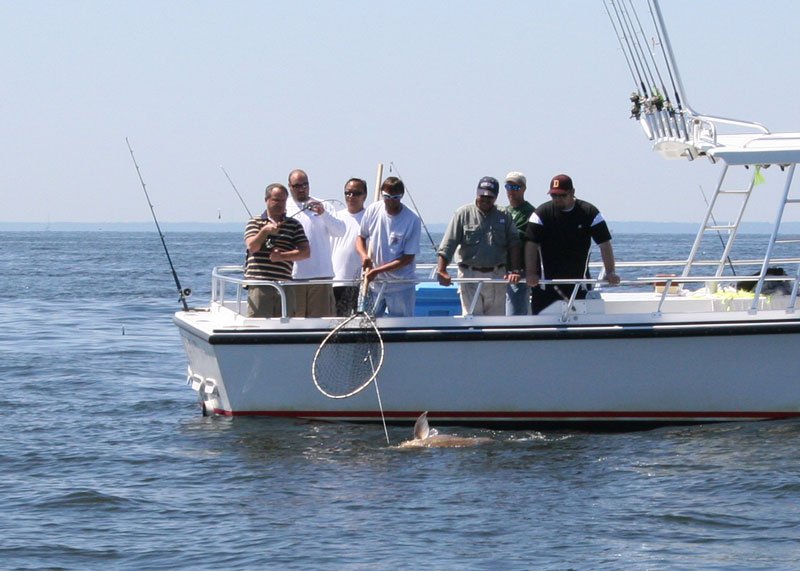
[312,308,384,399]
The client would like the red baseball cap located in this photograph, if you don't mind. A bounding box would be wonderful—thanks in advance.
[548,174,574,194]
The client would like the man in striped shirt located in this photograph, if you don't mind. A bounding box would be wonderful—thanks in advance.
[244,183,310,318]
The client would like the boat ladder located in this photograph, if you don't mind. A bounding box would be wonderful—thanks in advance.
[682,163,757,281]
[750,163,800,312]
[682,162,800,312]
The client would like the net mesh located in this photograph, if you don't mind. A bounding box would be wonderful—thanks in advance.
[312,311,384,398]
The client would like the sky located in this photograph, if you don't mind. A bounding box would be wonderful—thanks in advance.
[3,0,800,226]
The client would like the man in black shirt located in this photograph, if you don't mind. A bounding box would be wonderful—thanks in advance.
[525,174,620,315]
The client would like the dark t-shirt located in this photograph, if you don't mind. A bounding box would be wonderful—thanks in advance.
[526,198,612,279]
[506,201,535,269]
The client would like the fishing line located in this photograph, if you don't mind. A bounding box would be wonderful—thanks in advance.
[312,164,390,445]
[220,166,253,217]
[387,162,438,253]
[126,138,191,310]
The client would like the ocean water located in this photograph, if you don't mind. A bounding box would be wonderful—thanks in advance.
[2,230,800,569]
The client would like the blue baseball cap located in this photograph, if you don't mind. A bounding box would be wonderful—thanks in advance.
[476,176,499,197]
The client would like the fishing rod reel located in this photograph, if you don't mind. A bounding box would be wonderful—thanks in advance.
[630,93,642,119]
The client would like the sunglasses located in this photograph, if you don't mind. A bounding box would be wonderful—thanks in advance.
[505,184,523,191]
[344,190,365,197]
[550,192,569,198]
[290,182,309,189]
[382,193,403,200]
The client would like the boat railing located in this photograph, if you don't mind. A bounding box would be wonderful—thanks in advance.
[210,258,800,319]
[640,106,774,162]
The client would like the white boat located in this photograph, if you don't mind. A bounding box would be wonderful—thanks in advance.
[173,1,800,426]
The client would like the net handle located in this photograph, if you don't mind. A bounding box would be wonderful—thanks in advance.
[361,163,384,302]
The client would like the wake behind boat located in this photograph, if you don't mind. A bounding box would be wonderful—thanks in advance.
[173,1,800,427]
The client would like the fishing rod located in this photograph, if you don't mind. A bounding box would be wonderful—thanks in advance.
[388,162,438,254]
[625,0,677,137]
[607,0,650,100]
[224,166,343,226]
[603,0,641,97]
[260,198,347,250]
[125,138,191,310]
[220,166,253,218]
[619,0,657,99]
[646,0,680,110]
[639,0,686,135]
[291,197,348,220]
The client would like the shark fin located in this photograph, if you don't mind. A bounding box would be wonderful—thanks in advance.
[413,411,430,440]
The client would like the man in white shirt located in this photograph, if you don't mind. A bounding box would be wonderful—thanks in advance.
[356,177,421,317]
[330,178,368,316]
[286,169,346,317]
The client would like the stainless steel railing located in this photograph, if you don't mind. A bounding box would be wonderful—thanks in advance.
[208,258,800,320]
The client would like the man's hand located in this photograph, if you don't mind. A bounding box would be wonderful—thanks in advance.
[307,201,324,215]
[262,220,280,236]
[526,272,540,287]
[269,248,285,262]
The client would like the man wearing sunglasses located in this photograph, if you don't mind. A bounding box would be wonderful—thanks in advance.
[244,183,310,317]
[437,176,523,316]
[504,171,535,316]
[286,169,346,317]
[525,173,620,315]
[330,178,368,316]
[355,177,421,317]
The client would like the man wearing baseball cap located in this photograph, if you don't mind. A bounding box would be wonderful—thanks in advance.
[525,174,620,315]
[503,171,535,315]
[437,176,523,316]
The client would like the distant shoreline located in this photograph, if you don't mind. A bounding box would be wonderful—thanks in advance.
[2,221,798,234]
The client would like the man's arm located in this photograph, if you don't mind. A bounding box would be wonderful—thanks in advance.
[355,235,372,269]
[365,254,415,283]
[320,203,346,238]
[598,240,620,285]
[245,221,279,253]
[436,254,452,286]
[505,244,522,284]
[271,240,310,263]
[524,241,541,286]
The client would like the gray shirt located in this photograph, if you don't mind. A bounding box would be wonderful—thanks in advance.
[438,202,521,267]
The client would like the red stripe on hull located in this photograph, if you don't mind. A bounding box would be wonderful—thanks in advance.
[214,409,800,421]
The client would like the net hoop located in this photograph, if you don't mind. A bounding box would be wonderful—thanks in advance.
[311,312,385,399]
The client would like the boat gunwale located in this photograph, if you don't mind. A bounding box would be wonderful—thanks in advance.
[174,310,800,345]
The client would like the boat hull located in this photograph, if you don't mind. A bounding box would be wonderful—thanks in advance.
[176,313,800,426]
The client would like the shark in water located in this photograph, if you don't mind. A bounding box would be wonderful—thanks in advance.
[397,411,494,448]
